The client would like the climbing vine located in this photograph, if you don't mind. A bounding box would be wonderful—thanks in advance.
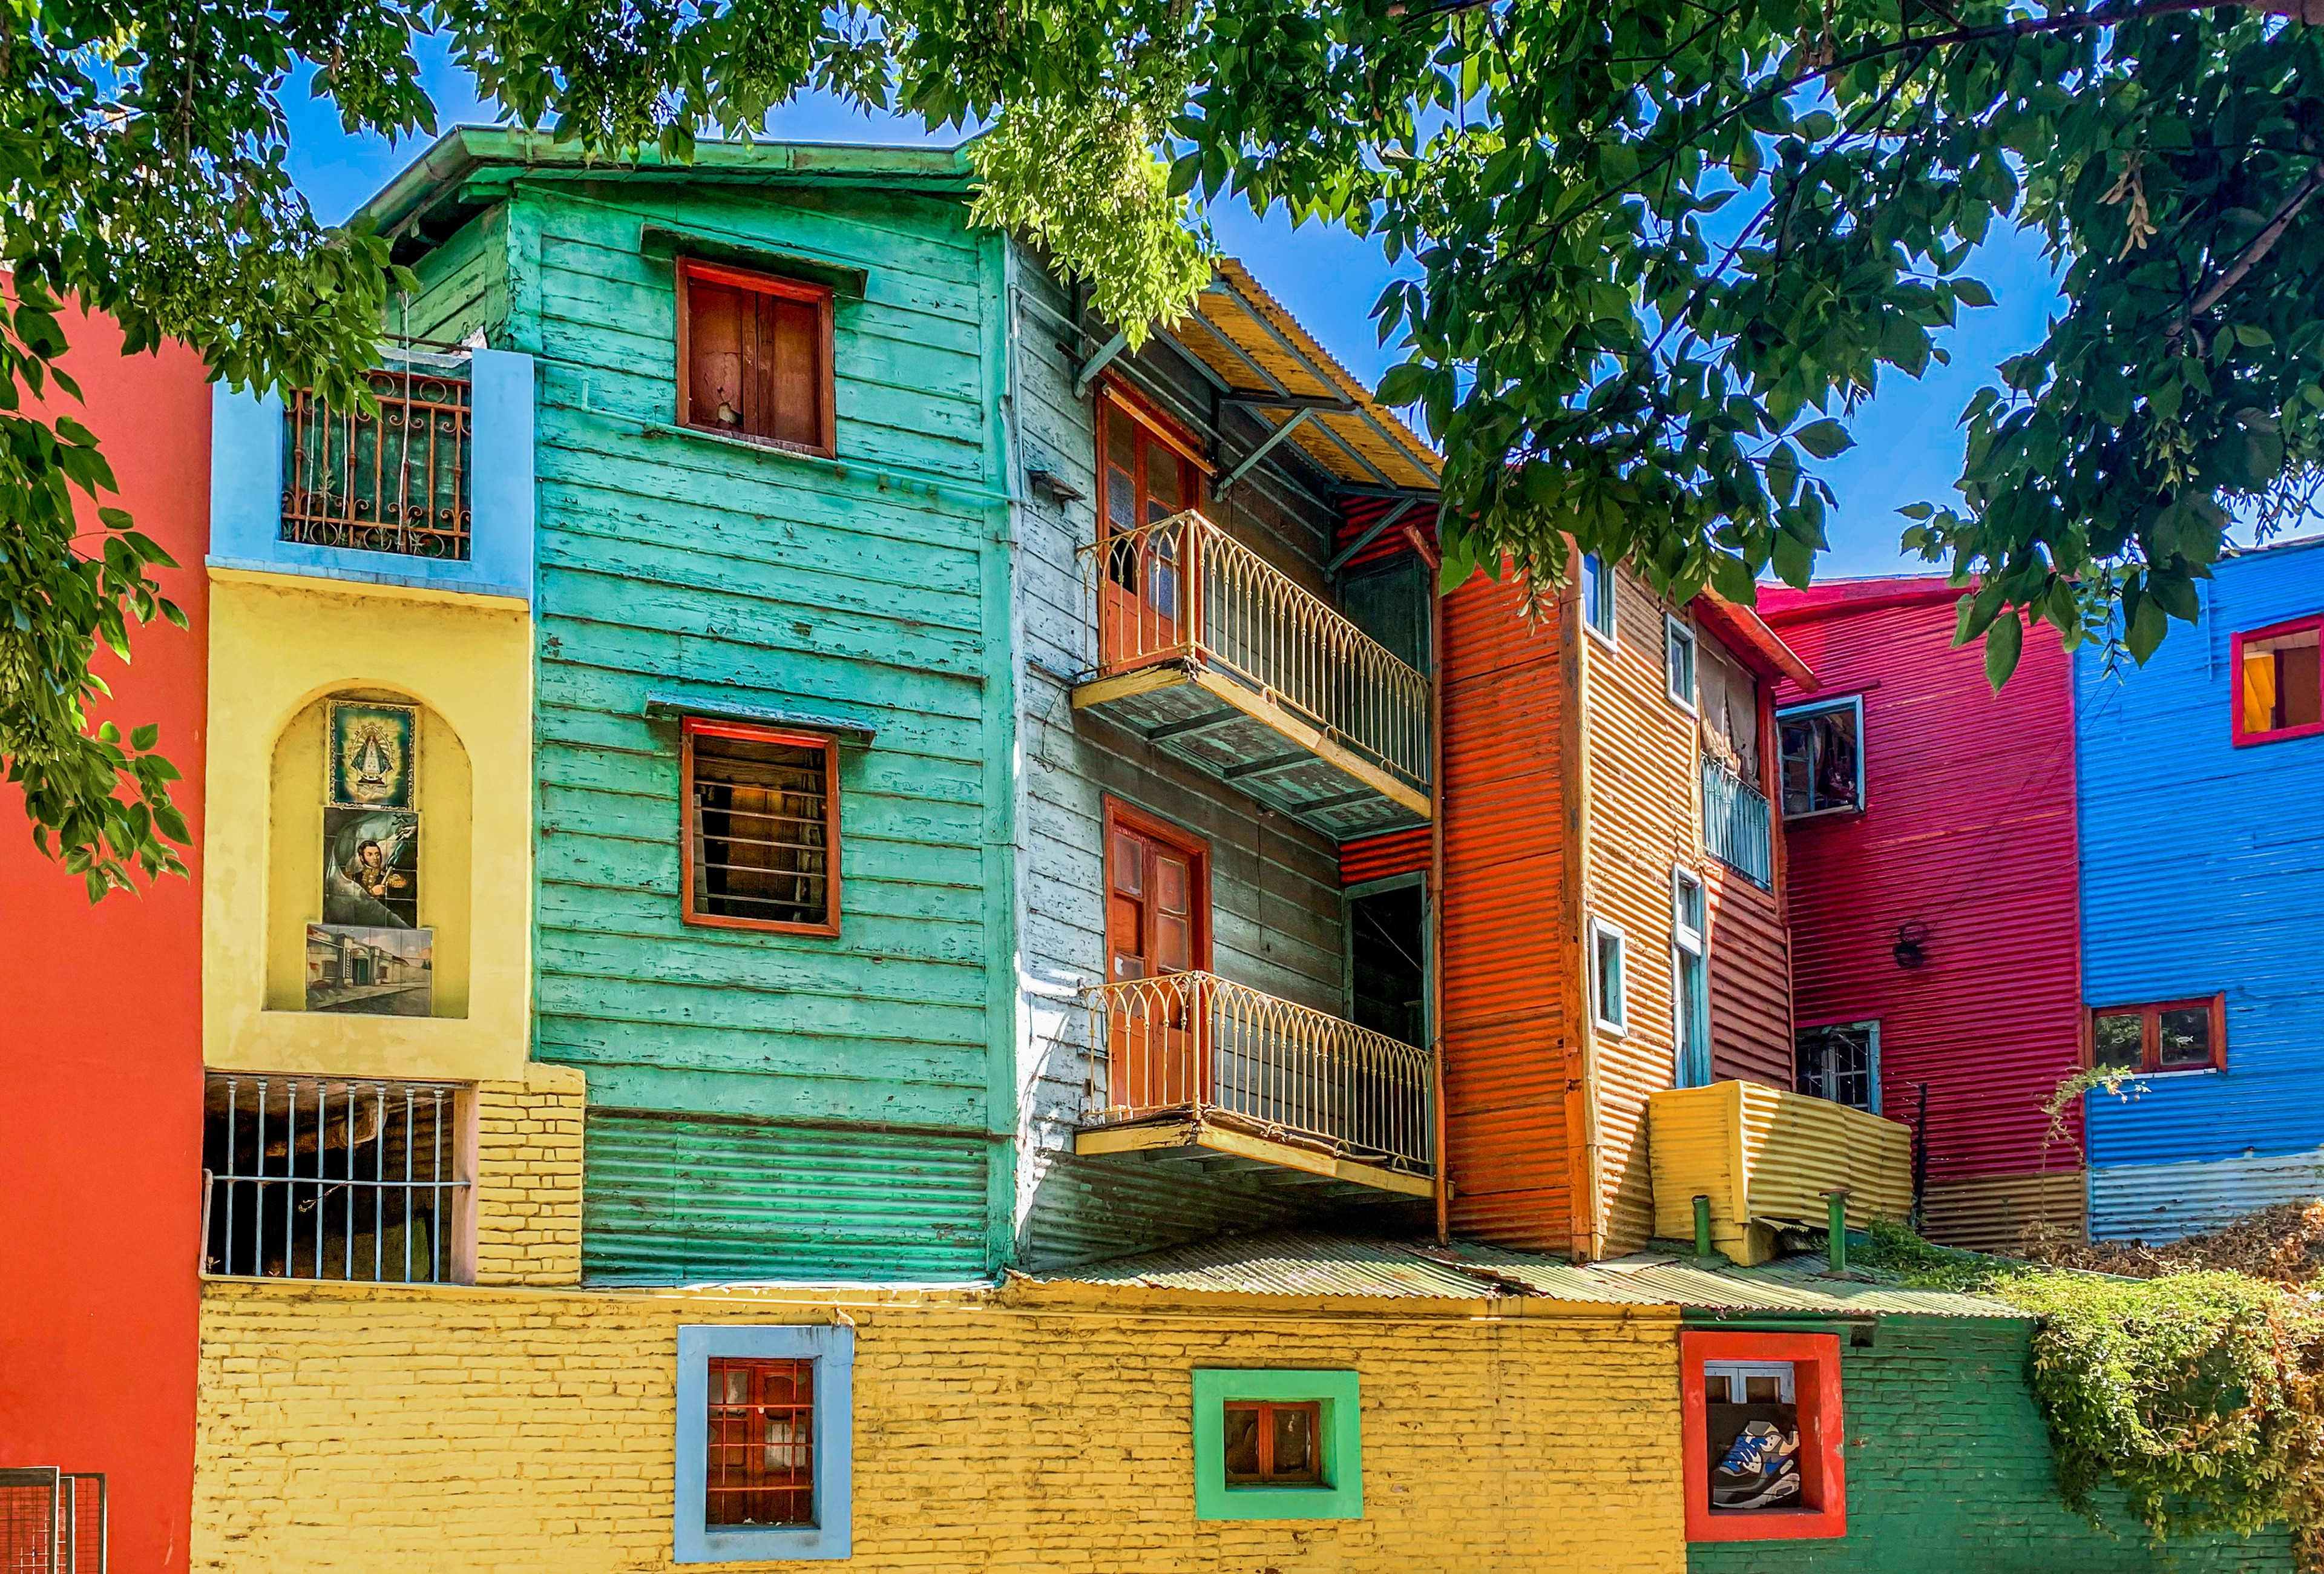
[1859,1222,2324,1567]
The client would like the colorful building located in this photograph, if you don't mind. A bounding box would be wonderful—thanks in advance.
[2076,536,2324,1239]
[1761,579,2088,1250]
[0,303,213,1574]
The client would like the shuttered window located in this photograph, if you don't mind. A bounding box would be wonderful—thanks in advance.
[678,260,835,455]
[1104,799,1210,981]
[682,718,841,936]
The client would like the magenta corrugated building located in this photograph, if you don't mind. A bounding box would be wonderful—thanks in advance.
[1761,579,2086,1250]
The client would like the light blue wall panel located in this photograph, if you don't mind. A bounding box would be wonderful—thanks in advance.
[2076,538,2324,1202]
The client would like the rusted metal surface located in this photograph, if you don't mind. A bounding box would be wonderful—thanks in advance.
[1439,570,1580,1251]
[281,360,472,560]
[1082,970,1435,1176]
[1764,581,2085,1247]
[1039,1227,2023,1318]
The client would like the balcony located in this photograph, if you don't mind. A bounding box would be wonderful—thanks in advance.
[1072,512,1431,841]
[1702,760,1773,888]
[1647,1081,1913,1265]
[281,358,473,561]
[1075,971,1436,1198]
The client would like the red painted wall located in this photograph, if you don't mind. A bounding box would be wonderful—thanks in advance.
[0,306,208,1570]
[1762,581,2083,1190]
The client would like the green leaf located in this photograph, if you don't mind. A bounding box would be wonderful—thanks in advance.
[2126,596,2170,665]
[1771,530,1814,588]
[1794,418,1853,459]
[1375,362,1429,407]
[130,723,159,751]
[1984,610,2023,691]
[1950,278,1996,309]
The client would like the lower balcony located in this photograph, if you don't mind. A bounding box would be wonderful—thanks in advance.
[1076,971,1436,1199]
[1647,1080,1914,1265]
[1072,512,1431,843]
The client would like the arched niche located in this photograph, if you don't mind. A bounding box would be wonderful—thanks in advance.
[263,686,474,1018]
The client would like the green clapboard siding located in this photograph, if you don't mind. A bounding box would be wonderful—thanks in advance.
[399,155,1021,1283]
[1686,1318,2293,1574]
[584,1111,990,1282]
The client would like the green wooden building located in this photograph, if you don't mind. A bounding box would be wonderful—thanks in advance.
[366,128,1446,1282]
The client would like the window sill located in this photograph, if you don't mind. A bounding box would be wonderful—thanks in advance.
[2089,1064,2225,1080]
[622,415,1013,504]
[1781,804,1865,823]
[2234,720,2324,748]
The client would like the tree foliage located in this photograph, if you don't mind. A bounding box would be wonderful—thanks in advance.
[8,0,2321,892]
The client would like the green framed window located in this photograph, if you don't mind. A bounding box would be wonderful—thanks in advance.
[1190,1369,1363,1521]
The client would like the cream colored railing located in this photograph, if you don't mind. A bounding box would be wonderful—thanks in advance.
[1084,512,1431,786]
[1085,970,1434,1175]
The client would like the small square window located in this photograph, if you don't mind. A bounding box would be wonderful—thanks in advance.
[1795,1022,1879,1113]
[682,718,841,936]
[1581,553,1617,645]
[1589,917,1627,1035]
[1777,696,1864,818]
[675,1325,853,1562]
[2235,614,2324,745]
[1192,1369,1362,1521]
[2087,996,2225,1075]
[1666,614,1699,711]
[1683,1331,1845,1543]
[677,259,835,456]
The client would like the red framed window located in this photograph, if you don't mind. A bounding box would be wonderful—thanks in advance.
[1681,1330,1846,1543]
[1221,1401,1322,1485]
[681,717,841,937]
[2234,613,2324,745]
[705,1357,814,1527]
[1095,387,1207,670]
[676,258,836,456]
[2089,994,2227,1075]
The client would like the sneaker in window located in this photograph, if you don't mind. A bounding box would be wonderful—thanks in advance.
[1711,1421,1802,1509]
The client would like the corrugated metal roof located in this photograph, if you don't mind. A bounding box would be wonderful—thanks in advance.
[1040,1230,2026,1318]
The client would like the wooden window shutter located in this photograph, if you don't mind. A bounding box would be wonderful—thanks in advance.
[678,260,835,456]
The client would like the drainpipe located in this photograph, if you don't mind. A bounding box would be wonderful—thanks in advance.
[1423,531,1450,1246]
[1825,1190,1850,1274]
[1693,1194,1713,1259]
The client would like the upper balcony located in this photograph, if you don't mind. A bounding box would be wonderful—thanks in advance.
[210,344,535,603]
[1647,1080,1913,1265]
[1075,970,1435,1199]
[1072,512,1431,842]
[1702,759,1774,889]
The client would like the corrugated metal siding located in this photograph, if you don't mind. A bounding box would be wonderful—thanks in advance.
[1920,1168,2086,1253]
[1648,1082,1913,1262]
[2090,1147,2324,1242]
[1440,571,1576,1251]
[2078,542,2324,1215]
[583,1110,991,1282]
[1768,592,2085,1225]
[1582,567,1706,1255]
[1340,826,1430,886]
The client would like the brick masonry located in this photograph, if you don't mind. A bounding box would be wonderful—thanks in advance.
[192,1279,1688,1573]
[1685,1317,2293,1573]
[471,1064,585,1287]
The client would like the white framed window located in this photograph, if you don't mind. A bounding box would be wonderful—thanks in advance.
[1581,553,1617,647]
[1777,694,1865,818]
[1665,613,1698,712]
[1796,1021,1880,1113]
[1672,871,1710,1088]
[674,1324,855,1562]
[1588,916,1628,1035]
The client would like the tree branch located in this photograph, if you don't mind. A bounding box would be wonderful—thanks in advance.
[2166,158,2324,349]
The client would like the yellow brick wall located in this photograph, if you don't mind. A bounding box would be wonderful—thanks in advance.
[471,1064,585,1287]
[194,1278,1687,1573]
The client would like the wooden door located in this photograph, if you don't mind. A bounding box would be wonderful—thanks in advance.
[1103,805,1209,1111]
[1098,394,1201,668]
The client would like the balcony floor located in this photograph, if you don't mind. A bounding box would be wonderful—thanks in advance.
[1072,659,1430,842]
[1075,1107,1435,1199]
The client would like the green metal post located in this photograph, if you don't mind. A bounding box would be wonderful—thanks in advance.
[1693,1194,1712,1259]
[1826,1190,1850,1273]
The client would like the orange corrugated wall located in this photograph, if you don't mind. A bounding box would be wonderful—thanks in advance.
[1440,571,1581,1251]
[1340,826,1430,885]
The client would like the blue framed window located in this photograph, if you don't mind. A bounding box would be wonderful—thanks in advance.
[1581,553,1617,645]
[674,1324,854,1562]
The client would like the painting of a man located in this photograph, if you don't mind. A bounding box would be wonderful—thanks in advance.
[323,808,421,927]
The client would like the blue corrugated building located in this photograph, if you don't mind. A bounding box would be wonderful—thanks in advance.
[2077,534,2324,1239]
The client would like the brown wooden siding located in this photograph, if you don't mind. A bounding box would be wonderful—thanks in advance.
[1440,573,1579,1251]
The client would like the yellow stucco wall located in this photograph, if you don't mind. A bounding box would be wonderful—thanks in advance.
[193,1279,1687,1573]
[203,567,533,1082]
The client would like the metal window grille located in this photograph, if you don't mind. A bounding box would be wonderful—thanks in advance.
[705,1358,815,1527]
[281,352,473,561]
[201,1075,466,1283]
[0,1469,105,1574]
[688,726,835,929]
[1701,759,1774,888]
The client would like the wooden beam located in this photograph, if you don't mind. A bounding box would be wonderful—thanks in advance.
[1219,409,1314,490]
[1074,329,1131,396]
[1070,663,1189,711]
[1187,669,1434,820]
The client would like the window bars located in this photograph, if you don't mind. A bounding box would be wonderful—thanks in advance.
[201,1075,466,1283]
[1086,970,1436,1175]
[1701,758,1774,889]
[704,1358,816,1527]
[0,1469,105,1574]
[281,351,473,561]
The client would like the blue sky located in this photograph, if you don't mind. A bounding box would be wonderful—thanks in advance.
[287,48,2063,580]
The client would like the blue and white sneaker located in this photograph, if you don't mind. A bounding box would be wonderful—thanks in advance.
[1711,1421,1801,1508]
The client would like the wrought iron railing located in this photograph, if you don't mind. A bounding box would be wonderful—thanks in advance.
[1083,512,1431,787]
[1703,758,1773,888]
[1085,970,1434,1176]
[281,357,473,559]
